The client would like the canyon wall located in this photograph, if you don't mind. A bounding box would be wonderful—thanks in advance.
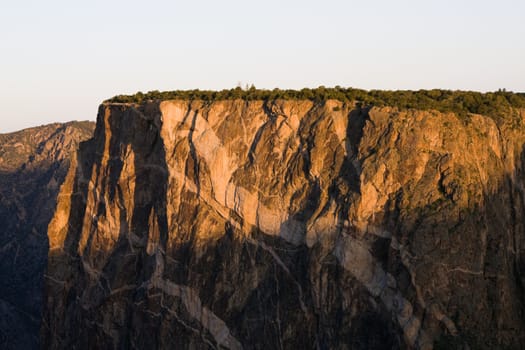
[43,100,525,349]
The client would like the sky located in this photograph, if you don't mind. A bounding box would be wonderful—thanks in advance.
[1,0,524,132]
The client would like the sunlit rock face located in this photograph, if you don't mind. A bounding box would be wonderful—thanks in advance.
[0,122,94,349]
[43,100,525,349]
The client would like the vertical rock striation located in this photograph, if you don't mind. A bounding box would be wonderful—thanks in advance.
[44,100,525,349]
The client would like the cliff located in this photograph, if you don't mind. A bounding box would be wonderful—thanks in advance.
[43,100,525,349]
[0,122,95,349]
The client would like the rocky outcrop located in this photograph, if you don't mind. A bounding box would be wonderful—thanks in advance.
[0,122,94,349]
[43,100,525,349]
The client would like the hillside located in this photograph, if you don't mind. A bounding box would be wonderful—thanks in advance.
[0,121,95,349]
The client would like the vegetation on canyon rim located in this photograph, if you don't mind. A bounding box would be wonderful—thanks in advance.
[107,86,525,122]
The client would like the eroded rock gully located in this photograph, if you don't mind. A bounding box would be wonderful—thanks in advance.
[43,100,525,349]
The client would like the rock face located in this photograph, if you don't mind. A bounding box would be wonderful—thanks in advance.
[43,100,525,349]
[0,122,94,349]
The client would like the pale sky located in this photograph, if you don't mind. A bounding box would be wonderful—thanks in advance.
[1,0,524,132]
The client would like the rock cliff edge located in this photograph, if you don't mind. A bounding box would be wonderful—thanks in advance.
[42,100,525,349]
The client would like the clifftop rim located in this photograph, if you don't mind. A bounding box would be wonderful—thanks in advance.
[105,87,525,123]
